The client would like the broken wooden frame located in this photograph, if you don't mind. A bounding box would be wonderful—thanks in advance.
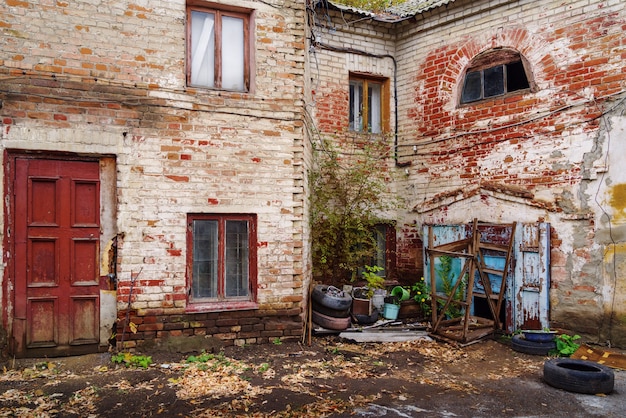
[427,219,517,344]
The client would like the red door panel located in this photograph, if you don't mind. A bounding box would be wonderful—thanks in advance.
[13,158,101,357]
[27,297,58,347]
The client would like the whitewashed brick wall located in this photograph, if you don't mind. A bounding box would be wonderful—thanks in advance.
[1,0,307,347]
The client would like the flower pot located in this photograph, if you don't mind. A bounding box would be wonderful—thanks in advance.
[383,303,400,320]
[352,297,372,315]
[352,287,374,315]
[398,299,424,319]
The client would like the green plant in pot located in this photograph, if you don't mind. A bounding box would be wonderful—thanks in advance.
[361,265,385,296]
[309,137,396,286]
[550,333,581,357]
[352,265,385,315]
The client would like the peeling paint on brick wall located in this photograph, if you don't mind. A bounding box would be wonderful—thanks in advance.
[1,0,307,354]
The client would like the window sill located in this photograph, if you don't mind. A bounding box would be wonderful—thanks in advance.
[186,84,250,95]
[458,88,532,107]
[185,300,259,313]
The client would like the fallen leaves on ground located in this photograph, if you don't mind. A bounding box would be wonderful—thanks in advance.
[0,338,546,417]
[172,355,272,400]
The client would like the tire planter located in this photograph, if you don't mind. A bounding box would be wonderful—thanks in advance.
[543,358,614,394]
[312,309,351,331]
[311,285,352,311]
[511,334,556,356]
[311,300,350,318]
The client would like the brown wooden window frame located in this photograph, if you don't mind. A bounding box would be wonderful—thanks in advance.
[349,73,390,134]
[186,2,251,92]
[186,213,258,312]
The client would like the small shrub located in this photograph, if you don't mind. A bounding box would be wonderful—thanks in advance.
[550,334,581,357]
[111,352,152,369]
[410,276,431,315]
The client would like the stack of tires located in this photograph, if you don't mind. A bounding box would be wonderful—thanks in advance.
[311,285,352,330]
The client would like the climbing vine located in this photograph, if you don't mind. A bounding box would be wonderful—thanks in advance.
[309,138,394,284]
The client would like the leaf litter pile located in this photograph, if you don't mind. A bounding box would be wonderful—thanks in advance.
[0,337,545,417]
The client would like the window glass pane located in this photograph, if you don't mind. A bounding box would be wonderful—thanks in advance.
[192,220,218,298]
[506,61,530,92]
[483,65,504,98]
[221,16,245,91]
[349,80,363,131]
[368,83,382,134]
[461,71,482,103]
[225,220,249,297]
[190,11,215,87]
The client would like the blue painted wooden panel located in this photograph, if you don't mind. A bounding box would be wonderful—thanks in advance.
[422,225,466,294]
[474,255,506,294]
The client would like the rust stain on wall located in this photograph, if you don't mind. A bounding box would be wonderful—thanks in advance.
[609,184,626,220]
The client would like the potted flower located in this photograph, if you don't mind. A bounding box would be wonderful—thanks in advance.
[411,277,431,316]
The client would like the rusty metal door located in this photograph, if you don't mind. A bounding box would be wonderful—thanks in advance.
[512,222,551,331]
[13,158,101,357]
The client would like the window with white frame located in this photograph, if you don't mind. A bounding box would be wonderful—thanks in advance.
[187,214,257,306]
[187,3,250,91]
[349,74,387,134]
[460,49,531,104]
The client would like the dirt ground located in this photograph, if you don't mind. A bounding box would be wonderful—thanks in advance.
[1,334,624,417]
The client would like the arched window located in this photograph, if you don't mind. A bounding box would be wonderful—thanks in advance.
[460,49,532,104]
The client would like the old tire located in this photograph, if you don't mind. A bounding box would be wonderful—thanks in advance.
[312,309,351,331]
[353,308,379,325]
[311,300,350,318]
[311,285,352,311]
[511,334,556,356]
[543,358,614,394]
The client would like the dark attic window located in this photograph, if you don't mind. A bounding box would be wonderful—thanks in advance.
[461,49,531,104]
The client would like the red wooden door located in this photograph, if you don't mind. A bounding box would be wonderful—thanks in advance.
[13,158,101,357]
